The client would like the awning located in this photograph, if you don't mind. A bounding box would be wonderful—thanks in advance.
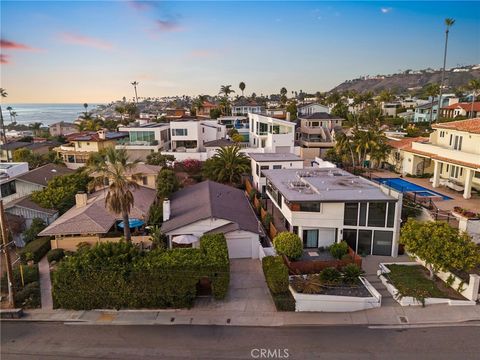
[172,234,199,244]
[118,218,144,229]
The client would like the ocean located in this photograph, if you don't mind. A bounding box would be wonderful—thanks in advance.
[0,103,102,126]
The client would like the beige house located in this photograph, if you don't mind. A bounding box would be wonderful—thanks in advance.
[92,163,161,190]
[395,119,480,199]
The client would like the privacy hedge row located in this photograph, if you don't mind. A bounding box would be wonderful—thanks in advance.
[262,256,295,311]
[1,264,41,308]
[52,234,230,310]
[19,237,51,263]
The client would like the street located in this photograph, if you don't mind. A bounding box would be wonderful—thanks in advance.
[1,322,480,359]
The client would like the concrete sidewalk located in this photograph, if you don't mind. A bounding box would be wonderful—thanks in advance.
[16,303,480,327]
[38,256,53,310]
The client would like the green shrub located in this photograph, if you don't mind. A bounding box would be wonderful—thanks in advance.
[47,248,65,263]
[273,232,303,260]
[14,281,41,308]
[272,292,296,311]
[342,264,364,284]
[319,267,342,284]
[200,233,230,299]
[263,213,272,229]
[329,241,349,260]
[19,237,51,263]
[22,218,46,244]
[262,256,289,294]
[1,264,39,292]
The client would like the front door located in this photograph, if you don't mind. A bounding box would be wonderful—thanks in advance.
[303,229,319,248]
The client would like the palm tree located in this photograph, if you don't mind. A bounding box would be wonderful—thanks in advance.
[115,105,126,120]
[467,79,480,118]
[131,81,139,104]
[30,122,43,136]
[219,85,235,98]
[203,146,250,185]
[425,83,440,124]
[87,148,142,242]
[334,132,355,168]
[239,82,246,97]
[0,88,9,161]
[437,18,455,123]
[193,95,208,114]
[6,106,13,122]
[218,96,230,116]
[10,111,17,125]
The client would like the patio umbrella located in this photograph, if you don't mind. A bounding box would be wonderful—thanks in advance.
[117,218,144,229]
[172,234,199,244]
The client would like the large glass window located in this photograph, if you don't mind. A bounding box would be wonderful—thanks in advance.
[0,180,16,197]
[344,203,358,226]
[359,203,367,226]
[299,203,321,212]
[387,202,395,227]
[172,129,188,136]
[343,229,357,252]
[358,230,372,255]
[303,229,318,248]
[373,231,393,256]
[130,131,155,143]
[368,202,386,227]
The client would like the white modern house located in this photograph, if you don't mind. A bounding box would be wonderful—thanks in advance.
[231,99,265,116]
[263,168,402,257]
[169,120,226,153]
[161,181,264,259]
[249,153,304,196]
[248,113,296,153]
[297,103,329,116]
[116,123,170,161]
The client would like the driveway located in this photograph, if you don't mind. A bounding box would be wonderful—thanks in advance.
[195,259,275,313]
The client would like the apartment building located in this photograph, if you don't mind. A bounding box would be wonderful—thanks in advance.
[263,168,402,257]
[116,123,170,161]
[248,113,296,153]
[169,120,226,152]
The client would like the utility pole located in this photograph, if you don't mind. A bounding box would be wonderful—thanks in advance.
[0,200,15,307]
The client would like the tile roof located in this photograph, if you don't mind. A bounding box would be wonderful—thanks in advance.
[39,186,156,236]
[403,146,480,169]
[441,102,480,112]
[432,118,480,134]
[387,137,429,150]
[161,180,262,235]
[15,164,74,186]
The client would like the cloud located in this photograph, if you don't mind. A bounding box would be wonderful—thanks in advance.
[59,32,113,50]
[1,38,37,51]
[381,7,392,14]
[127,1,154,12]
[0,54,10,64]
[156,19,183,32]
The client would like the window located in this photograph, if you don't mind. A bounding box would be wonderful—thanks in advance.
[256,164,260,176]
[387,202,395,227]
[293,226,299,235]
[372,231,393,256]
[358,230,372,255]
[449,134,453,145]
[299,203,321,212]
[172,129,188,136]
[260,165,269,178]
[277,193,282,208]
[453,135,463,150]
[440,163,444,173]
[343,229,357,252]
[359,203,367,226]
[273,165,282,169]
[311,121,319,127]
[368,202,386,227]
[344,203,358,226]
[0,180,16,197]
[142,176,148,185]
[475,171,480,179]
[303,229,319,248]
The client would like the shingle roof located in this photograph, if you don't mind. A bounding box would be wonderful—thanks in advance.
[299,112,343,120]
[39,186,156,236]
[161,180,262,235]
[203,139,235,147]
[432,118,480,134]
[15,164,74,186]
[6,196,58,215]
[124,163,162,176]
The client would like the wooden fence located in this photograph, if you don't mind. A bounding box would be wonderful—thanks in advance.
[282,247,362,275]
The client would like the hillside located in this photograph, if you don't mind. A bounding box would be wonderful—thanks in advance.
[331,68,480,94]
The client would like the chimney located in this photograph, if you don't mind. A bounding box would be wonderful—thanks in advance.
[163,199,171,221]
[97,129,106,140]
[286,112,291,121]
[75,192,88,208]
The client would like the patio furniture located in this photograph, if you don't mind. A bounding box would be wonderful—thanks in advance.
[118,218,145,229]
[446,180,464,192]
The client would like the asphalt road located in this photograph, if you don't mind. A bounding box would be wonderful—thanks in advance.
[1,322,480,359]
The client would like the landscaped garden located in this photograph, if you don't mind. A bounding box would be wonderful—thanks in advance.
[1,263,41,309]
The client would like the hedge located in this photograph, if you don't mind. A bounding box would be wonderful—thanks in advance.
[1,264,41,308]
[52,234,230,310]
[19,237,51,263]
[262,256,289,294]
[47,248,65,263]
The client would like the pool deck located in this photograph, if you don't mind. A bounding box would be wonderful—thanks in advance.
[368,169,480,213]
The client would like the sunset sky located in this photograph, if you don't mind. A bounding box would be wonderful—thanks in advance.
[1,1,479,103]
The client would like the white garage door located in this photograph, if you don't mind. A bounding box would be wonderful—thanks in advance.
[227,238,252,259]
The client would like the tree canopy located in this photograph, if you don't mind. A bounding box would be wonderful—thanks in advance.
[202,146,250,185]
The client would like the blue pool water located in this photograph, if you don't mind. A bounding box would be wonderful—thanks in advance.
[376,178,452,200]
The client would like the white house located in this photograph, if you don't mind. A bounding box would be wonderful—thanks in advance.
[297,103,329,116]
[231,99,265,116]
[248,113,296,153]
[249,153,304,196]
[263,168,402,256]
[116,123,170,161]
[161,181,264,259]
[169,120,226,153]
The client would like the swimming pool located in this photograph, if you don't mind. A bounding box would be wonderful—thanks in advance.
[375,178,452,200]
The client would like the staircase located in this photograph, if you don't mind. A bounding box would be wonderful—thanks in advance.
[364,273,397,306]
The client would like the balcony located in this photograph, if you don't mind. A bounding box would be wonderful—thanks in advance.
[412,142,480,166]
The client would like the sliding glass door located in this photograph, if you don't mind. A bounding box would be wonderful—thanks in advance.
[303,229,319,248]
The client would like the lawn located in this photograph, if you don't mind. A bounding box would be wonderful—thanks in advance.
[385,264,462,300]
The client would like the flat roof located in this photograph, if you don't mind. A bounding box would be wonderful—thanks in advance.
[120,123,169,129]
[248,153,302,162]
[263,168,396,202]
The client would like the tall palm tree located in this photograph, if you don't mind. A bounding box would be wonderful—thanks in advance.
[437,18,455,123]
[10,111,17,124]
[219,85,235,98]
[131,81,139,104]
[30,122,43,136]
[0,88,9,161]
[6,106,13,122]
[467,79,480,118]
[239,82,246,97]
[425,83,440,124]
[203,146,250,185]
[193,95,208,114]
[334,132,355,168]
[87,148,142,242]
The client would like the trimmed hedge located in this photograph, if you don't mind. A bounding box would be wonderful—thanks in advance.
[1,264,41,308]
[262,256,289,294]
[273,232,303,260]
[47,248,65,263]
[52,234,230,310]
[19,237,51,263]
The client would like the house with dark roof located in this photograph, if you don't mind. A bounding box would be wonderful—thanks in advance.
[161,180,263,259]
[0,140,59,162]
